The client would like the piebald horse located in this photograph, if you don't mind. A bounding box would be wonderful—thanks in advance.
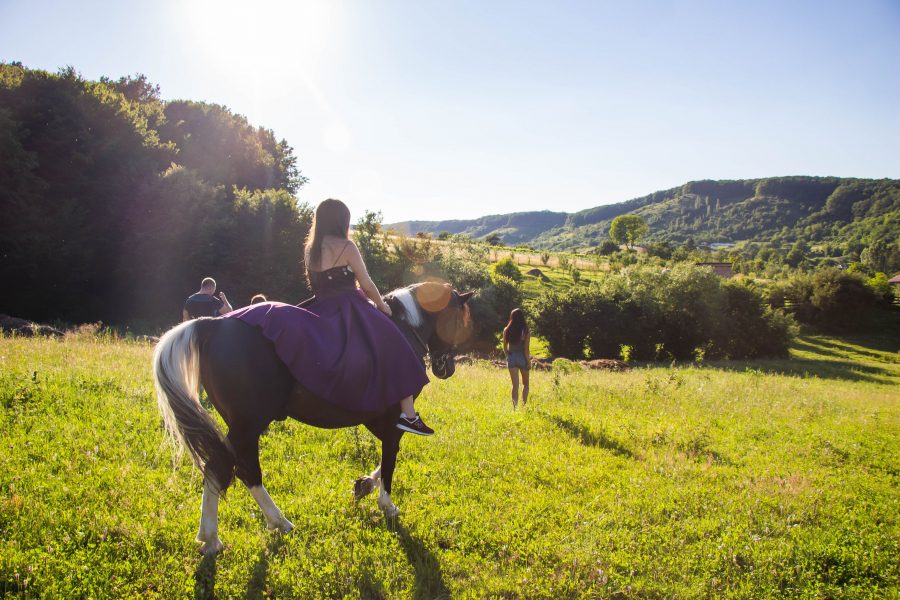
[153,281,472,554]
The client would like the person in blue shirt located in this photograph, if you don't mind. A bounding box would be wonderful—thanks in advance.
[183,277,233,321]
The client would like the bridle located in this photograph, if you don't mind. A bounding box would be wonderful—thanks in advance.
[390,292,464,372]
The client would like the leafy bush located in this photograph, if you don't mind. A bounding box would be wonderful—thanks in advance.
[467,272,523,352]
[530,264,793,360]
[714,282,794,358]
[595,240,619,255]
[491,257,523,283]
[866,272,895,305]
[528,287,593,358]
[438,241,491,291]
[770,268,884,330]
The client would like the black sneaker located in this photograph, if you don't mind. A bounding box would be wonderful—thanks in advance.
[397,413,434,436]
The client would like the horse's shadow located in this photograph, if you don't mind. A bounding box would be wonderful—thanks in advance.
[192,517,449,599]
[541,412,635,459]
[389,520,451,600]
[244,535,287,599]
[193,553,217,600]
[192,535,286,600]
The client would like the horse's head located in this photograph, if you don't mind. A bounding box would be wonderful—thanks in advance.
[386,281,474,379]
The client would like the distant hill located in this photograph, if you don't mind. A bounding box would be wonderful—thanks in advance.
[397,211,567,246]
[388,177,900,251]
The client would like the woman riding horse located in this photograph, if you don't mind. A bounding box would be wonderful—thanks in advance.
[266,197,436,436]
[153,199,472,554]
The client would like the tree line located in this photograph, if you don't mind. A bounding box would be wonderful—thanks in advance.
[1,63,311,329]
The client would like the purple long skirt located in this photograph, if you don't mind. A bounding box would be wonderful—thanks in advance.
[224,290,428,413]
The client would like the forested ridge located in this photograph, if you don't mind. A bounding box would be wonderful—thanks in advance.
[392,176,900,253]
[0,63,312,328]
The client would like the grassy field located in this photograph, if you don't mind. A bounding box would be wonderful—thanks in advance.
[1,329,898,598]
[519,266,604,298]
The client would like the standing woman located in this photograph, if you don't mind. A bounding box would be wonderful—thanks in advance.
[503,308,530,408]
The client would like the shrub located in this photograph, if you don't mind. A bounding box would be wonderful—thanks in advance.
[866,272,895,305]
[467,272,523,352]
[528,288,592,358]
[596,240,619,256]
[438,240,490,291]
[810,269,881,329]
[714,281,794,358]
[530,264,792,360]
[773,268,883,330]
[491,257,523,283]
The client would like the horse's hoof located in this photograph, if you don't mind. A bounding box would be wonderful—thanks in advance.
[354,476,377,500]
[268,517,294,533]
[378,496,400,518]
[198,538,224,555]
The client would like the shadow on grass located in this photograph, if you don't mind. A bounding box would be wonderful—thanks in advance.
[710,353,896,384]
[391,522,451,600]
[795,337,896,362]
[790,339,848,359]
[541,412,635,459]
[194,553,217,600]
[244,535,287,599]
[703,332,899,384]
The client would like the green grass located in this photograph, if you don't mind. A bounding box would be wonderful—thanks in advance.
[1,330,898,598]
[520,265,602,298]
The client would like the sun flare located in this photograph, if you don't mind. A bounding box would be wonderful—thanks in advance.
[182,0,338,78]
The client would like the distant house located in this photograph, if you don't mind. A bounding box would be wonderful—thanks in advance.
[696,262,734,278]
[889,274,900,287]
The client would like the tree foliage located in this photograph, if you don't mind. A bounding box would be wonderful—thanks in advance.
[768,268,887,331]
[608,214,649,249]
[491,257,523,283]
[530,264,793,360]
[0,63,309,328]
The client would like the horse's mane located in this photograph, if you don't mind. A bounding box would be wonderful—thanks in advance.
[386,281,471,333]
[387,286,425,328]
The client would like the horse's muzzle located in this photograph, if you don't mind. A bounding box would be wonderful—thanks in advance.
[431,353,456,379]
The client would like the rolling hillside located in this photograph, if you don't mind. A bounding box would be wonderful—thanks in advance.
[389,176,900,251]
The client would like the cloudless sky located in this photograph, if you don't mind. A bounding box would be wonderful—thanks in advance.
[2,0,899,222]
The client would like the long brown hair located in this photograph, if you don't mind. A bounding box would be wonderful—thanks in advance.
[305,198,351,278]
[503,308,528,345]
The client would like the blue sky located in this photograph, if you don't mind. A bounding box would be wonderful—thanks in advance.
[2,0,899,223]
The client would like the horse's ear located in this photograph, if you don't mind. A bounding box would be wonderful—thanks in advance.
[458,291,475,304]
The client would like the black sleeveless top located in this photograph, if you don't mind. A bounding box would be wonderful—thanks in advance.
[308,265,356,296]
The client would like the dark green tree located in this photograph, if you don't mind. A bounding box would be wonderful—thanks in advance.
[485,233,503,246]
[609,214,649,249]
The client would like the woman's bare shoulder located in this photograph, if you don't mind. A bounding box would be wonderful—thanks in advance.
[322,235,349,247]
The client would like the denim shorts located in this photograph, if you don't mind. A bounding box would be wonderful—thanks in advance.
[506,350,529,370]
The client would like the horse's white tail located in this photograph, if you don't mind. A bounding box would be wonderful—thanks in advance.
[152,320,233,492]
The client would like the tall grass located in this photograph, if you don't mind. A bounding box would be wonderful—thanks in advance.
[1,332,897,598]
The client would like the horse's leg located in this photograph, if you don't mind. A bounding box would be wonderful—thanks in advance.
[229,427,294,533]
[378,426,403,517]
[196,479,224,555]
[360,417,402,517]
[377,426,402,518]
